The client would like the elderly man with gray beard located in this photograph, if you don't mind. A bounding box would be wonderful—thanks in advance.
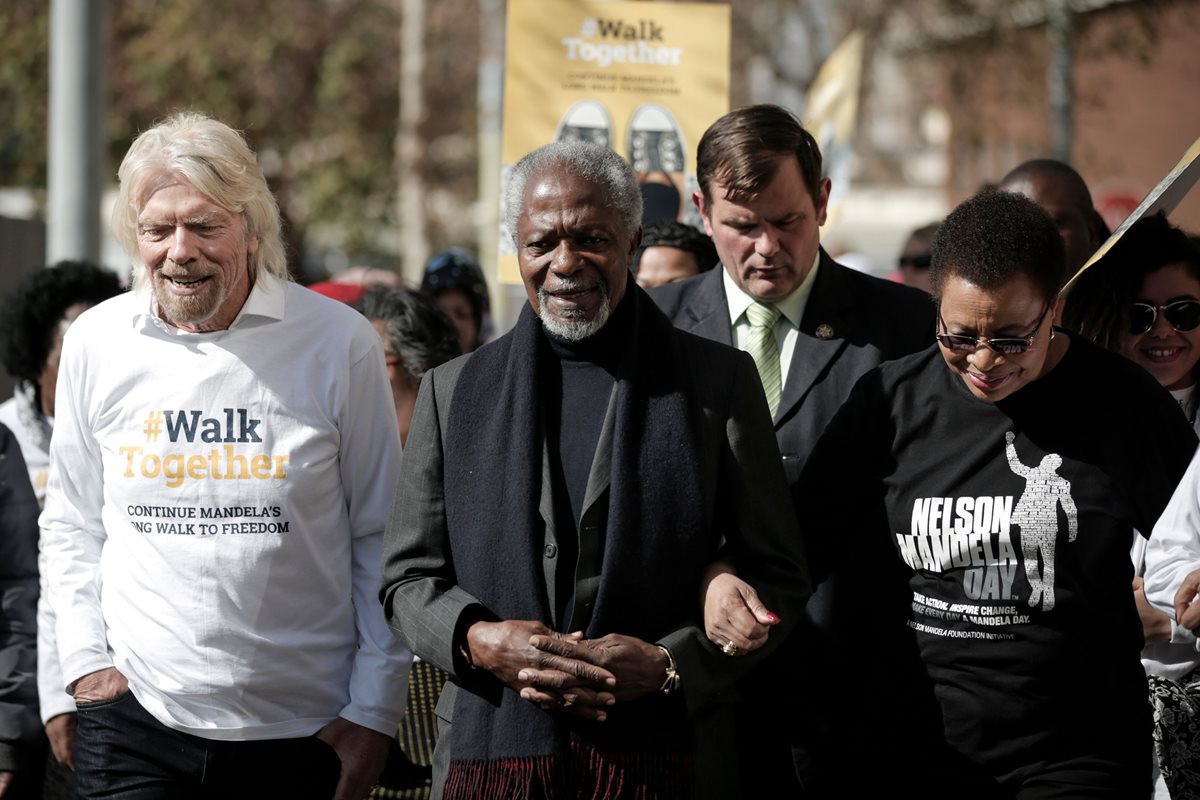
[381,140,810,799]
[40,112,411,800]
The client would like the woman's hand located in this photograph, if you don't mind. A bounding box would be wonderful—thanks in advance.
[702,562,781,656]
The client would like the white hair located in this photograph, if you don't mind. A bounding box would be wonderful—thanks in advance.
[111,112,288,291]
[503,140,642,247]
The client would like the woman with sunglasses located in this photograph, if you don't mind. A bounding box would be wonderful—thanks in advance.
[703,191,1195,798]
[1063,213,1200,799]
[1065,213,1200,430]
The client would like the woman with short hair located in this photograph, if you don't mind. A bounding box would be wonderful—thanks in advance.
[706,192,1195,798]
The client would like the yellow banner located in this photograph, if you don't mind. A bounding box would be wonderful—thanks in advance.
[498,0,731,284]
[803,30,864,234]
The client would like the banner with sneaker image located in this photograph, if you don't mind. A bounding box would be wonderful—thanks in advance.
[498,0,731,283]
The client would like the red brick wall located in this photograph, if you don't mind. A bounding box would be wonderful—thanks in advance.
[936,0,1200,232]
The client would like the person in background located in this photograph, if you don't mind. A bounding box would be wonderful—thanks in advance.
[1063,212,1200,798]
[308,266,400,306]
[999,159,1109,279]
[0,424,43,798]
[357,286,461,797]
[40,112,410,799]
[420,250,490,354]
[632,219,718,289]
[0,261,124,505]
[1143,453,1200,800]
[358,287,461,451]
[0,261,123,787]
[896,222,940,294]
[1065,214,1200,414]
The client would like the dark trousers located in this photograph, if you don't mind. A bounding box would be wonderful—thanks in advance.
[73,690,341,799]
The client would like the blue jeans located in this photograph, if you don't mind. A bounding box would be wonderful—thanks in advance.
[73,690,342,799]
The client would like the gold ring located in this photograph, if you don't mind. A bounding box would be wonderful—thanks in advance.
[721,640,739,656]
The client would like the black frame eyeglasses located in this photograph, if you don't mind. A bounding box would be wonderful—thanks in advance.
[935,304,1052,355]
[898,254,932,270]
[1127,299,1200,336]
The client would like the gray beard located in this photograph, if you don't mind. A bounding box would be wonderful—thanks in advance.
[536,278,611,342]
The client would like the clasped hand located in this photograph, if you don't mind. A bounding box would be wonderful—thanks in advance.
[465,620,668,721]
[701,563,781,656]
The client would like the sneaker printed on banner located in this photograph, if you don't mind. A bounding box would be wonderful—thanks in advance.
[555,101,614,148]
[628,104,685,173]
[628,104,687,222]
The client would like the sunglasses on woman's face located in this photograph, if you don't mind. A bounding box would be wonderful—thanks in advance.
[899,254,932,270]
[935,304,1051,355]
[1127,300,1200,335]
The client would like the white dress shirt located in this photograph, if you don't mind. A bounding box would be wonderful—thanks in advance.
[722,251,821,391]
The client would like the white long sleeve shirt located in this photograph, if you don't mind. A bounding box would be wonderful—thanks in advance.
[40,272,410,740]
[1144,443,1200,681]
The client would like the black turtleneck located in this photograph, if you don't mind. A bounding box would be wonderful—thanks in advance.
[539,293,631,624]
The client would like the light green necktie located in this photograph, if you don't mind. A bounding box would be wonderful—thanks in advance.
[744,302,782,416]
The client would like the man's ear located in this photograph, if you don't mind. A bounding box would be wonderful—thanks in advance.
[694,190,714,237]
[627,226,642,264]
[814,178,832,227]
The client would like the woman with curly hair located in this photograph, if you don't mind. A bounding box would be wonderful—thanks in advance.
[1064,213,1200,424]
[0,260,122,788]
[0,261,123,504]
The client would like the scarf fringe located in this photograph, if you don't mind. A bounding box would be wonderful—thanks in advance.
[443,741,694,800]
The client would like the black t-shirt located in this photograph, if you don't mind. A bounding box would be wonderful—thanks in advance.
[797,333,1197,788]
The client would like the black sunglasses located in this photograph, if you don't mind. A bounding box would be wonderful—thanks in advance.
[1127,300,1200,335]
[899,254,932,270]
[935,304,1051,355]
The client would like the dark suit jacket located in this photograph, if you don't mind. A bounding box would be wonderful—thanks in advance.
[650,250,935,794]
[380,322,810,796]
[650,249,934,489]
[0,424,40,775]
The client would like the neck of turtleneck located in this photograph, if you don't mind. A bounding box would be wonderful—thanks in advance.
[538,293,631,624]
[542,290,632,372]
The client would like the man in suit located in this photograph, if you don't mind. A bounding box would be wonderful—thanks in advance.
[381,139,809,799]
[650,104,935,796]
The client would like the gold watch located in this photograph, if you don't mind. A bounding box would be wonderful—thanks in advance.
[656,645,681,694]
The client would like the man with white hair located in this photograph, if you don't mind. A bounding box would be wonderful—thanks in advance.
[381,140,809,798]
[40,112,410,799]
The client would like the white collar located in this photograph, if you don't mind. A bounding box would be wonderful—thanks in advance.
[723,250,821,327]
[134,271,286,335]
